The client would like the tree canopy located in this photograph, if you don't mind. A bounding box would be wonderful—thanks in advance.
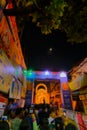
[3,0,87,43]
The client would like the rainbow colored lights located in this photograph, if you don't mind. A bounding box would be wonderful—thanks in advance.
[23,70,67,80]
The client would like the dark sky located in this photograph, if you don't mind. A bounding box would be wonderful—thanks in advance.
[21,20,87,72]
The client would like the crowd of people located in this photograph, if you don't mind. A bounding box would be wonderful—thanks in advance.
[0,104,78,130]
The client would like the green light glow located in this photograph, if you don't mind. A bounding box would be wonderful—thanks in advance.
[23,69,27,75]
[27,70,33,76]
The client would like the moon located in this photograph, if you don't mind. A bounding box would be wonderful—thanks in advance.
[49,48,53,52]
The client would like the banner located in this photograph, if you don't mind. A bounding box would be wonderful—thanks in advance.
[61,82,72,110]
[25,90,32,106]
[9,77,21,99]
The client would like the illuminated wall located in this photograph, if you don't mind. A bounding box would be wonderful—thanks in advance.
[0,49,14,93]
[0,49,26,99]
[0,1,26,68]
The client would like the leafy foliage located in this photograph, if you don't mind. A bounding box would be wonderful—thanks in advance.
[12,0,67,35]
[4,0,87,43]
[60,0,87,43]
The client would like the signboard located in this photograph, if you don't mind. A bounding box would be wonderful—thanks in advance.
[62,82,72,110]
[62,90,72,109]
[9,77,21,99]
[25,90,32,106]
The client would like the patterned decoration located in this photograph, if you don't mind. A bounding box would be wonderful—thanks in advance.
[34,80,61,109]
[0,2,26,68]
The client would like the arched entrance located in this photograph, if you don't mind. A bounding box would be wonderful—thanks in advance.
[35,83,50,104]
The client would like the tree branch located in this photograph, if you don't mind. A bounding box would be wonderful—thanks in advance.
[3,5,36,16]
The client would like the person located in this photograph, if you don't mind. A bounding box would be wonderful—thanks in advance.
[24,111,33,130]
[32,113,39,130]
[38,107,49,126]
[48,111,56,130]
[40,118,50,130]
[54,109,64,130]
[55,116,64,130]
[10,108,23,130]
[9,109,16,119]
[0,120,10,130]
[65,123,77,130]
[19,119,30,130]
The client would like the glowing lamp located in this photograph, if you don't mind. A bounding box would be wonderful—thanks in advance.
[23,69,27,75]
[44,70,50,75]
[60,72,67,77]
[27,70,33,76]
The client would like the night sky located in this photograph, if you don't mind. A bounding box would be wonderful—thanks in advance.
[21,20,87,72]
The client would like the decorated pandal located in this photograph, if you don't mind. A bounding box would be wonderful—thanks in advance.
[24,71,72,111]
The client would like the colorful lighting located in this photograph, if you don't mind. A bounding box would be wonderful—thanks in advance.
[23,69,27,75]
[23,69,35,80]
[27,70,33,76]
[44,70,50,75]
[23,70,67,81]
[60,72,67,77]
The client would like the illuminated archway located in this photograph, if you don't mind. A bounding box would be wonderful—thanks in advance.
[35,83,50,104]
[36,83,47,92]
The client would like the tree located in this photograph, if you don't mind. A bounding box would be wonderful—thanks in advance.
[60,0,87,43]
[3,0,66,35]
[4,0,66,34]
[2,0,87,43]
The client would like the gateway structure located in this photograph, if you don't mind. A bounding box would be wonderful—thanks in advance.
[24,70,72,110]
